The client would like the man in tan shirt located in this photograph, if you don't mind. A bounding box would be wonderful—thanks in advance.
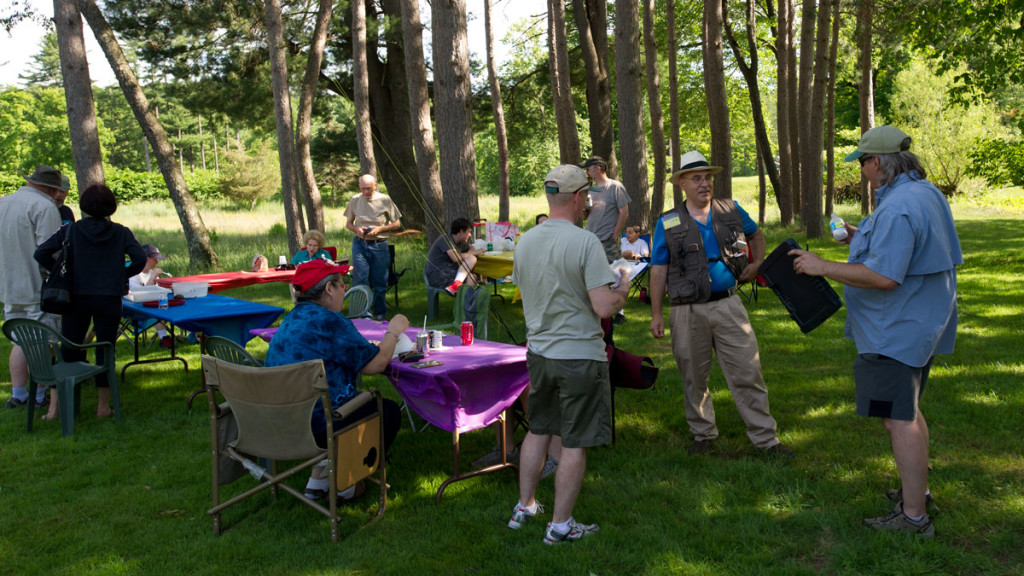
[344,174,403,320]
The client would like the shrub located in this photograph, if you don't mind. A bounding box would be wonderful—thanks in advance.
[969,138,1024,187]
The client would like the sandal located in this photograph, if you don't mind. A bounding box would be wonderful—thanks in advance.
[40,413,59,421]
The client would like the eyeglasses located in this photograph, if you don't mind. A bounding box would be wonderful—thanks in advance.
[684,175,714,184]
[574,179,593,194]
[858,155,874,167]
[359,186,375,191]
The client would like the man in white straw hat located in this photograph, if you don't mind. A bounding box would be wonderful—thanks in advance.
[649,151,793,457]
[0,165,66,408]
[789,126,961,537]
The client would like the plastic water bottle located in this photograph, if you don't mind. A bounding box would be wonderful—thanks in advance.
[829,213,848,242]
[158,294,169,309]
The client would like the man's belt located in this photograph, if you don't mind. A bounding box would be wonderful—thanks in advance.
[706,287,736,302]
[358,237,388,245]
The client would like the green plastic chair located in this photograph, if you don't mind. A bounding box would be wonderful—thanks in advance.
[204,335,263,367]
[343,285,373,319]
[423,269,450,321]
[429,284,490,341]
[2,318,121,436]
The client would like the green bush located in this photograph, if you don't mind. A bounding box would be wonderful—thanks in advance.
[969,137,1024,187]
[0,171,23,194]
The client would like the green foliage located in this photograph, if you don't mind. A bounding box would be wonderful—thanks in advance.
[889,58,1010,195]
[18,29,61,87]
[218,139,281,209]
[969,138,1024,187]
[268,222,287,239]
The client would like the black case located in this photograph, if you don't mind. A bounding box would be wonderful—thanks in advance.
[758,238,843,333]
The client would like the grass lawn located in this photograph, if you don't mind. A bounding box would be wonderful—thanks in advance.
[1,178,1022,575]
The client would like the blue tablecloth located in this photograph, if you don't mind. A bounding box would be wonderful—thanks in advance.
[122,294,284,344]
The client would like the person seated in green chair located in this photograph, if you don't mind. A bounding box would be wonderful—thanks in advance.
[290,229,332,265]
[426,217,484,296]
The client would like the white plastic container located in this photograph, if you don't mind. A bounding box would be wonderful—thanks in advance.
[172,281,210,299]
[125,285,172,302]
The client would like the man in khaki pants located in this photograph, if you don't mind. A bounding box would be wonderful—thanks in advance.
[648,151,793,457]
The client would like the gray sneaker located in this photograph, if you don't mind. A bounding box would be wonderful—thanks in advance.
[508,501,543,530]
[886,488,939,514]
[543,518,599,544]
[473,444,520,468]
[863,506,934,537]
[540,457,559,479]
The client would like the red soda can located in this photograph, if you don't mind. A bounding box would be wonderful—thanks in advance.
[460,321,474,345]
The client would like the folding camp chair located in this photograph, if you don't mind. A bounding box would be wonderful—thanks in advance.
[385,244,408,309]
[203,356,387,542]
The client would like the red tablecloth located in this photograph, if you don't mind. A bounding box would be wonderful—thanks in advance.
[156,270,297,294]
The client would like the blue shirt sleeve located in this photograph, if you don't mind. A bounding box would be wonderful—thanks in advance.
[735,201,758,236]
[651,217,670,265]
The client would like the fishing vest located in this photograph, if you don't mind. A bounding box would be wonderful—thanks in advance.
[662,199,749,305]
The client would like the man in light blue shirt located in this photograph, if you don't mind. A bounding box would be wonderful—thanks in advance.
[791,126,962,537]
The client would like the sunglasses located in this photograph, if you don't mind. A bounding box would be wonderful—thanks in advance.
[858,155,874,167]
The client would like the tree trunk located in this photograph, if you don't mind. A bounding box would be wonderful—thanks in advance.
[643,0,666,230]
[615,0,650,226]
[857,0,875,214]
[294,0,331,234]
[352,0,377,176]
[825,0,840,217]
[799,0,832,238]
[399,0,443,244]
[775,0,795,224]
[666,0,682,208]
[548,0,581,165]
[485,0,511,224]
[724,0,782,206]
[572,0,617,178]
[198,114,206,170]
[703,0,732,198]
[77,0,217,269]
[54,0,104,191]
[796,0,818,217]
[264,0,304,254]
[431,0,478,225]
[757,137,767,225]
[367,0,425,232]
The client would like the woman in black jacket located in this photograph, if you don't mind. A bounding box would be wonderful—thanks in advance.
[35,184,147,420]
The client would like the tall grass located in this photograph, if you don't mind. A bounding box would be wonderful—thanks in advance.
[1,179,1022,575]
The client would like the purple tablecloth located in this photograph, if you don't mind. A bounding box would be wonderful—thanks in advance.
[251,320,530,433]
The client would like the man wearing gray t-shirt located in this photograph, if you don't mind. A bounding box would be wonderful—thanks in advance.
[507,164,628,544]
[582,156,630,264]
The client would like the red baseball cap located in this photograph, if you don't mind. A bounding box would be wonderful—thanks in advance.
[291,259,351,292]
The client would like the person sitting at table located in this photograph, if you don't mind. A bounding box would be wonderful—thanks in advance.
[426,217,484,296]
[129,243,173,348]
[620,225,650,261]
[250,253,269,272]
[290,229,332,265]
[535,213,549,226]
[264,259,408,502]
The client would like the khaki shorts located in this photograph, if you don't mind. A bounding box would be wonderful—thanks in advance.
[526,351,612,449]
[3,302,60,332]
